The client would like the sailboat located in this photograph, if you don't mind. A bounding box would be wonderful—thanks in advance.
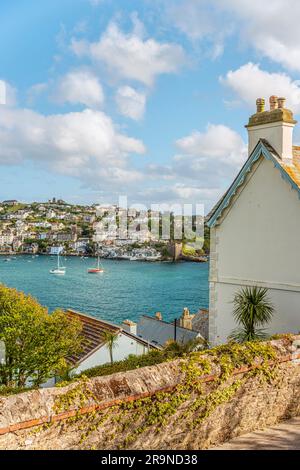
[88,255,104,274]
[50,253,66,275]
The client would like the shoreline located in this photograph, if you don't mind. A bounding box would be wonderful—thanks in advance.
[0,252,208,263]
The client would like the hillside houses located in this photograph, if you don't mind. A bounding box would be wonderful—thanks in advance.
[0,200,169,259]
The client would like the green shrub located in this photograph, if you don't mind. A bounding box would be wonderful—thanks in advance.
[76,349,177,379]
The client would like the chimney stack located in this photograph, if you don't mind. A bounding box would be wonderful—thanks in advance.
[155,312,162,321]
[122,319,137,335]
[246,96,297,161]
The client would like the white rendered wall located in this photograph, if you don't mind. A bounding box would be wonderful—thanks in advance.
[248,122,294,160]
[210,156,300,344]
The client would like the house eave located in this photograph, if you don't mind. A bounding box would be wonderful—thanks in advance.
[206,139,300,228]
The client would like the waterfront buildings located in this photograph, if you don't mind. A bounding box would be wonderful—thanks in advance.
[207,96,300,344]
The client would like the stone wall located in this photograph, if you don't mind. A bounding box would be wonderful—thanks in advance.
[1,336,300,450]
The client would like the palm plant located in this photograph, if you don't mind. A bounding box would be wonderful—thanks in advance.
[229,286,274,343]
[103,331,119,364]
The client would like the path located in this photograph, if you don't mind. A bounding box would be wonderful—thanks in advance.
[212,417,300,450]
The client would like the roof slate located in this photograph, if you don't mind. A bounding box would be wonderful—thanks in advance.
[137,315,202,347]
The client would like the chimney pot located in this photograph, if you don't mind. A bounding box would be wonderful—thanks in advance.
[269,95,278,111]
[278,97,286,109]
[256,98,265,113]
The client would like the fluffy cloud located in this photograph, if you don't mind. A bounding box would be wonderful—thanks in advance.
[71,21,186,86]
[142,124,247,210]
[115,86,146,121]
[54,70,104,108]
[168,0,231,58]
[219,0,300,72]
[138,184,221,208]
[0,106,145,189]
[167,1,300,71]
[221,63,300,112]
[175,123,246,167]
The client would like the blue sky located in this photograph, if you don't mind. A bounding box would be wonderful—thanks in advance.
[1,0,300,212]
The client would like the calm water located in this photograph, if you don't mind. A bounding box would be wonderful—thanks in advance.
[0,255,209,324]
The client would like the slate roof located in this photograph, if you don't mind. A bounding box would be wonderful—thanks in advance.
[136,315,203,347]
[207,139,300,228]
[191,309,209,341]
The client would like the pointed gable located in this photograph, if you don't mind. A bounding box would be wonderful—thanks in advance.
[207,139,300,228]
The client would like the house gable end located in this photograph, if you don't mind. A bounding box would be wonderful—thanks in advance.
[207,139,300,228]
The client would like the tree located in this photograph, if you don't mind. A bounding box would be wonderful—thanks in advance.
[229,286,274,343]
[103,331,119,365]
[0,286,83,388]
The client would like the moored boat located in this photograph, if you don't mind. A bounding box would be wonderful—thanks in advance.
[50,253,66,275]
[88,255,104,274]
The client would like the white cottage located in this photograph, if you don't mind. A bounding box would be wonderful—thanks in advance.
[66,310,159,375]
[207,96,300,345]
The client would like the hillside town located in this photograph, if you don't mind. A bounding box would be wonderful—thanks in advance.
[0,199,209,261]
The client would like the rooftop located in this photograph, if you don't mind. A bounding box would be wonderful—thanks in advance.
[66,309,120,365]
[137,314,202,347]
[66,309,160,365]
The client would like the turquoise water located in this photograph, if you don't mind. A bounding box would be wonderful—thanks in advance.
[0,256,209,324]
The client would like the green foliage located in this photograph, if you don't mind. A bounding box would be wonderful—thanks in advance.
[182,244,196,257]
[203,225,210,253]
[229,286,274,343]
[0,285,83,388]
[75,340,206,380]
[54,338,279,449]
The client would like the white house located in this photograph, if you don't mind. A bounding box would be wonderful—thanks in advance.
[207,96,300,345]
[65,310,159,375]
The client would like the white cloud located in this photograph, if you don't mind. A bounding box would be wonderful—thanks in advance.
[167,1,300,71]
[0,106,145,189]
[168,0,232,58]
[138,184,221,207]
[54,70,104,108]
[115,86,146,120]
[176,123,246,166]
[170,124,247,207]
[71,20,186,86]
[218,0,300,72]
[27,82,48,104]
[220,63,300,112]
[141,123,247,210]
